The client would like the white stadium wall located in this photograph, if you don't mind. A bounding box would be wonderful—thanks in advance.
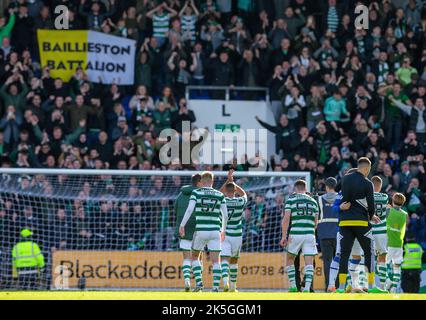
[188,100,277,165]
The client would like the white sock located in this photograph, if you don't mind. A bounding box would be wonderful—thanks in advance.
[304,265,314,291]
[221,261,230,286]
[229,264,238,289]
[349,259,361,289]
[182,259,191,287]
[192,260,203,286]
[212,263,221,289]
[328,256,340,288]
[286,265,296,288]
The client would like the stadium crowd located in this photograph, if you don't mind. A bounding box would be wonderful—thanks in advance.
[0,0,426,282]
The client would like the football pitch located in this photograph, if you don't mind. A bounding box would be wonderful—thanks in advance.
[0,291,425,300]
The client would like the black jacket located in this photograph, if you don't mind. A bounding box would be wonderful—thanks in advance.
[340,171,375,226]
[256,118,298,154]
[209,59,235,86]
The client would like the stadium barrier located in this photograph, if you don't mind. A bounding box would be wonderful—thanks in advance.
[185,86,270,101]
[52,251,325,290]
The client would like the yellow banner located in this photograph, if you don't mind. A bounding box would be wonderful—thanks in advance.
[52,251,325,290]
[38,29,88,82]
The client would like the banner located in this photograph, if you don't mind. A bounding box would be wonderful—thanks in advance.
[52,251,325,290]
[37,30,136,85]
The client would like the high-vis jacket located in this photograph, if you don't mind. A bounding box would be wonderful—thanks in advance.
[317,192,339,240]
[402,243,423,270]
[12,241,45,275]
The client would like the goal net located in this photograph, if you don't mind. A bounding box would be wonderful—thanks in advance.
[0,168,320,291]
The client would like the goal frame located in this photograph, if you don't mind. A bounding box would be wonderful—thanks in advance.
[0,168,312,291]
[0,168,311,191]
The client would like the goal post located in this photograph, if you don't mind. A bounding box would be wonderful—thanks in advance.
[0,168,323,291]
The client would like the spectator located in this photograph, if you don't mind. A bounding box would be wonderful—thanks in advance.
[153,101,172,135]
[268,18,289,50]
[246,194,266,252]
[394,161,415,193]
[305,84,324,130]
[179,0,200,43]
[265,192,284,252]
[256,114,298,157]
[147,2,177,48]
[396,57,418,87]
[167,51,197,99]
[200,20,224,51]
[11,5,32,54]
[209,51,235,98]
[0,105,23,147]
[323,89,350,124]
[171,98,196,133]
[50,208,71,251]
[0,74,29,115]
[237,49,260,98]
[79,0,116,31]
[154,198,174,250]
[0,9,15,45]
[379,82,412,150]
[391,97,426,152]
[282,6,305,40]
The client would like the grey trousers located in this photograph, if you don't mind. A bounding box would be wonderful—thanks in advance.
[320,238,337,288]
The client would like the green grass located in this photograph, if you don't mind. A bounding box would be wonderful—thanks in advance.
[0,291,425,300]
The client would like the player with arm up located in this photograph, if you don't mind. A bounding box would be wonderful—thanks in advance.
[219,169,248,292]
[371,176,390,291]
[179,171,228,292]
[280,180,319,292]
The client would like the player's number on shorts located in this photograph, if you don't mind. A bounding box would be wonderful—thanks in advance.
[296,202,315,216]
[200,197,219,212]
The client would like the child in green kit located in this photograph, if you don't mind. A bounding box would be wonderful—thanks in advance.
[386,193,408,293]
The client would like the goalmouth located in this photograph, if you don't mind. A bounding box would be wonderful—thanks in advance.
[0,168,311,291]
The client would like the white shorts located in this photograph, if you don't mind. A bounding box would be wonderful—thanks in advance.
[336,232,363,256]
[192,231,221,252]
[387,247,403,265]
[179,239,192,251]
[221,236,242,258]
[373,234,388,255]
[287,234,318,256]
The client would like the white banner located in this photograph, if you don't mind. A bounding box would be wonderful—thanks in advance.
[86,31,135,85]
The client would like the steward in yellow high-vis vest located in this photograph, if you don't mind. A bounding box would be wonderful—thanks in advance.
[401,233,424,293]
[12,229,45,290]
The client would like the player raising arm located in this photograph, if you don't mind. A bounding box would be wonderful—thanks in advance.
[219,169,248,292]
[179,171,228,292]
[280,180,319,292]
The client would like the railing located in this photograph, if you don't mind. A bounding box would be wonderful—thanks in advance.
[185,86,270,101]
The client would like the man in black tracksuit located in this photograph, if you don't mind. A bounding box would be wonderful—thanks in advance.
[337,157,383,293]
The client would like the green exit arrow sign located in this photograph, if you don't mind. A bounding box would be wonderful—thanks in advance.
[215,124,241,133]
